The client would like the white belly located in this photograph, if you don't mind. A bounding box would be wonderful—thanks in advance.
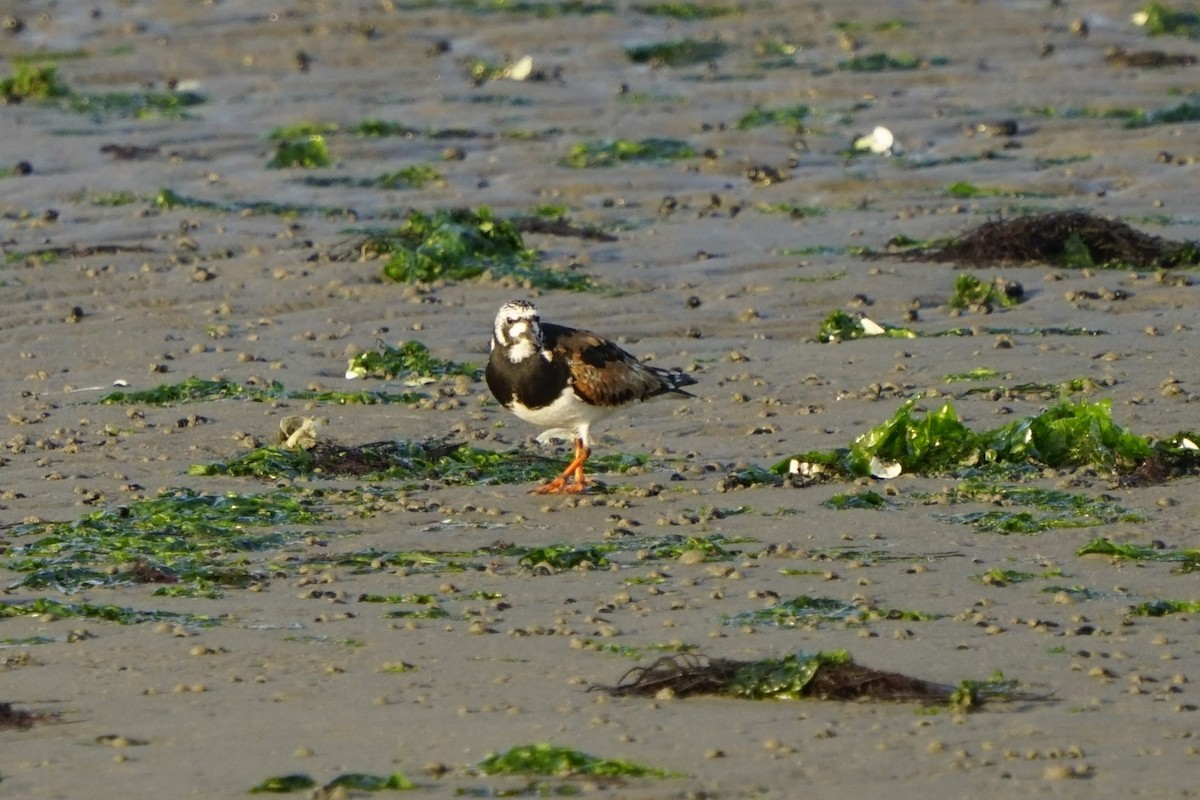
[510,388,613,444]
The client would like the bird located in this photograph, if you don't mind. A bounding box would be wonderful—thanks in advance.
[486,300,697,494]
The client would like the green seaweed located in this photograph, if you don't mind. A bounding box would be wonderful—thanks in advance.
[635,2,736,19]
[755,202,827,218]
[625,38,727,66]
[817,309,917,342]
[100,376,260,405]
[323,548,472,575]
[775,398,1154,479]
[429,1,614,15]
[267,122,340,140]
[948,672,1021,712]
[154,188,353,218]
[837,52,926,71]
[90,190,138,206]
[610,648,1025,708]
[736,104,811,131]
[1130,599,1200,616]
[945,367,1003,383]
[376,165,444,189]
[1136,2,1200,38]
[464,57,518,83]
[1,635,55,646]
[382,605,450,619]
[846,399,976,476]
[728,650,851,699]
[249,774,317,793]
[189,447,314,479]
[793,550,963,569]
[1127,100,1200,128]
[477,743,681,778]
[956,378,1100,400]
[972,568,1036,585]
[984,399,1152,470]
[68,89,206,120]
[948,274,1023,311]
[4,489,318,595]
[300,165,444,190]
[824,490,889,510]
[1078,538,1200,571]
[0,60,70,102]
[641,533,741,561]
[945,182,1054,200]
[727,596,858,627]
[267,135,333,169]
[100,376,424,407]
[518,544,614,570]
[192,440,645,484]
[930,481,1144,534]
[345,340,481,381]
[353,207,596,291]
[727,596,938,628]
[0,598,213,626]
[1043,584,1106,600]
[351,118,422,136]
[834,19,914,33]
[0,60,205,119]
[564,137,696,168]
[358,593,438,604]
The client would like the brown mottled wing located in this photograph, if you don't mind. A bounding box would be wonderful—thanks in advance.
[542,323,696,408]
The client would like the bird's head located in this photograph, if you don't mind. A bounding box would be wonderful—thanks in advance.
[492,300,543,362]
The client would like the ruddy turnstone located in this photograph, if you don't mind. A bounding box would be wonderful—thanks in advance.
[486,300,697,494]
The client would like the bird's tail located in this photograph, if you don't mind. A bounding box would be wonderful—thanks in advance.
[650,365,698,398]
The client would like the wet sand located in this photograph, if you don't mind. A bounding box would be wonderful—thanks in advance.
[3,1,1200,797]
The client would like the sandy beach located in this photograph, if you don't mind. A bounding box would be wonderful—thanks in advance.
[3,1,1200,797]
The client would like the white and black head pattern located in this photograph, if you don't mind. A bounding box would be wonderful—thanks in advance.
[491,300,546,364]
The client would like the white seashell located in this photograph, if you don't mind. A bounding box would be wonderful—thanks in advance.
[869,456,902,479]
[859,316,887,336]
[854,125,895,155]
[504,55,534,81]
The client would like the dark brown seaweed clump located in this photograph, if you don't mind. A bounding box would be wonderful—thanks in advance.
[897,211,1200,269]
[603,652,954,704]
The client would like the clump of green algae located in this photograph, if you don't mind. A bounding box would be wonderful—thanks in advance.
[607,649,1022,710]
[267,135,333,169]
[345,340,481,381]
[0,59,205,119]
[249,771,414,794]
[100,376,423,406]
[477,743,681,778]
[625,38,726,66]
[4,489,318,595]
[726,596,939,628]
[564,138,697,168]
[190,438,647,485]
[343,206,598,291]
[775,397,1154,480]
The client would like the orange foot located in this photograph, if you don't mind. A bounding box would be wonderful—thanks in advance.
[531,439,591,494]
[532,475,587,495]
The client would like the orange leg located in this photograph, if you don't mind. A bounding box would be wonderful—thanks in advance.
[533,438,592,494]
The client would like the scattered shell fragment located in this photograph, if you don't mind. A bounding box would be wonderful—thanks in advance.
[853,126,896,155]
